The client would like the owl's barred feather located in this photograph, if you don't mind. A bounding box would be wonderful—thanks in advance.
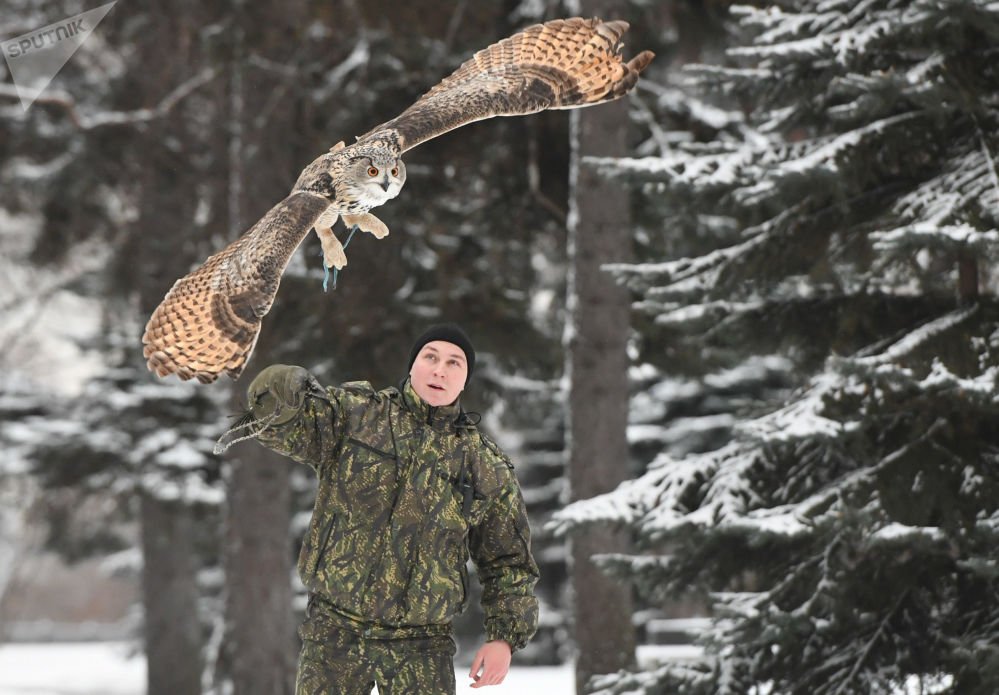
[143,193,330,383]
[142,18,653,383]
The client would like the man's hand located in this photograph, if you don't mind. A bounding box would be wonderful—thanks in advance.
[468,640,512,688]
[247,365,318,424]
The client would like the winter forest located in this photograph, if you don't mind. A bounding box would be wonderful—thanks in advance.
[2,0,998,694]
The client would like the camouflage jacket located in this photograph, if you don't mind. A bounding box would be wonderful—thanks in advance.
[247,366,539,651]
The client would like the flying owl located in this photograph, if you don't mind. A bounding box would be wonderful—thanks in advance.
[142,17,654,383]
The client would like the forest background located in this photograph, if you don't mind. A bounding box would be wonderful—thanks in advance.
[3,1,998,694]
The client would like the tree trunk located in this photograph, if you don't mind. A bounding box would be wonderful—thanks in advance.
[224,442,295,695]
[564,5,637,690]
[141,493,203,695]
[220,2,297,691]
[957,253,979,305]
[132,9,210,690]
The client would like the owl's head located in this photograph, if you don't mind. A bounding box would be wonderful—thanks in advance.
[342,147,406,208]
[293,141,407,210]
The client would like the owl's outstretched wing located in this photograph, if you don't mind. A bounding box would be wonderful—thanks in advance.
[358,17,653,153]
[142,193,331,384]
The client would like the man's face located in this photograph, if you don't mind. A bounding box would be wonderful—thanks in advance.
[409,340,468,407]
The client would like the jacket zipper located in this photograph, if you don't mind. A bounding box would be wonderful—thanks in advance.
[396,422,431,616]
[312,512,337,578]
[354,409,403,615]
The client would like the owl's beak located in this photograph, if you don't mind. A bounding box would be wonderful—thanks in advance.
[379,177,392,192]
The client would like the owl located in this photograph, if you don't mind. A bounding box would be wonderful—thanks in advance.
[143,17,654,383]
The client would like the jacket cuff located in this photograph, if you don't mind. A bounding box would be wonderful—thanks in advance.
[485,618,530,652]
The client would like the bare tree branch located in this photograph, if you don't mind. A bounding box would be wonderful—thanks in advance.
[0,67,219,131]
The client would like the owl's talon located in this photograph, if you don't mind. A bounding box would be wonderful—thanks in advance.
[320,225,360,292]
[341,213,389,240]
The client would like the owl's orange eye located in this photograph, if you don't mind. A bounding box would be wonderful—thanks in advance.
[391,167,399,177]
[367,166,379,177]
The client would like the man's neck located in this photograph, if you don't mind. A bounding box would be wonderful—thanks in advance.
[400,378,461,426]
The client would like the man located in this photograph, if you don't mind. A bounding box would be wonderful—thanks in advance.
[244,323,539,694]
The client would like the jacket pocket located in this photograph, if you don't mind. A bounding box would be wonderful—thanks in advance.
[343,437,397,510]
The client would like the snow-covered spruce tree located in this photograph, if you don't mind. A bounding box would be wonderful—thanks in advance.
[551,1,999,693]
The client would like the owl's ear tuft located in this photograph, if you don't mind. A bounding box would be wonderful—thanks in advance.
[329,141,346,153]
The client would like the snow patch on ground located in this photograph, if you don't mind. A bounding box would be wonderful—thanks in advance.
[0,642,954,694]
[0,642,577,695]
[0,642,144,695]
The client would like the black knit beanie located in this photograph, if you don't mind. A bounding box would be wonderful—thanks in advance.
[407,323,475,380]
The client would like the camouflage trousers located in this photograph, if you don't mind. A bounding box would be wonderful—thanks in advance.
[295,625,457,695]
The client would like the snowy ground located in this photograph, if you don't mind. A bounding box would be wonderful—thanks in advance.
[0,642,144,695]
[0,641,575,695]
[0,642,950,694]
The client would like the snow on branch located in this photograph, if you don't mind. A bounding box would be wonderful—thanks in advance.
[637,78,750,134]
[851,305,979,367]
[748,6,848,46]
[645,300,765,331]
[729,2,893,67]
[868,522,946,546]
[872,223,999,256]
[0,67,218,131]
[637,443,761,541]
[733,112,923,205]
[546,453,679,537]
[679,63,775,96]
[603,232,769,295]
[916,358,999,401]
[740,307,985,444]
[597,111,924,220]
[309,38,371,103]
[589,660,713,695]
[139,468,224,506]
[893,147,999,230]
[731,0,999,69]
[728,33,836,63]
[586,147,757,189]
[738,371,857,445]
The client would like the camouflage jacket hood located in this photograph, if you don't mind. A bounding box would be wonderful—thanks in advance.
[247,366,539,650]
